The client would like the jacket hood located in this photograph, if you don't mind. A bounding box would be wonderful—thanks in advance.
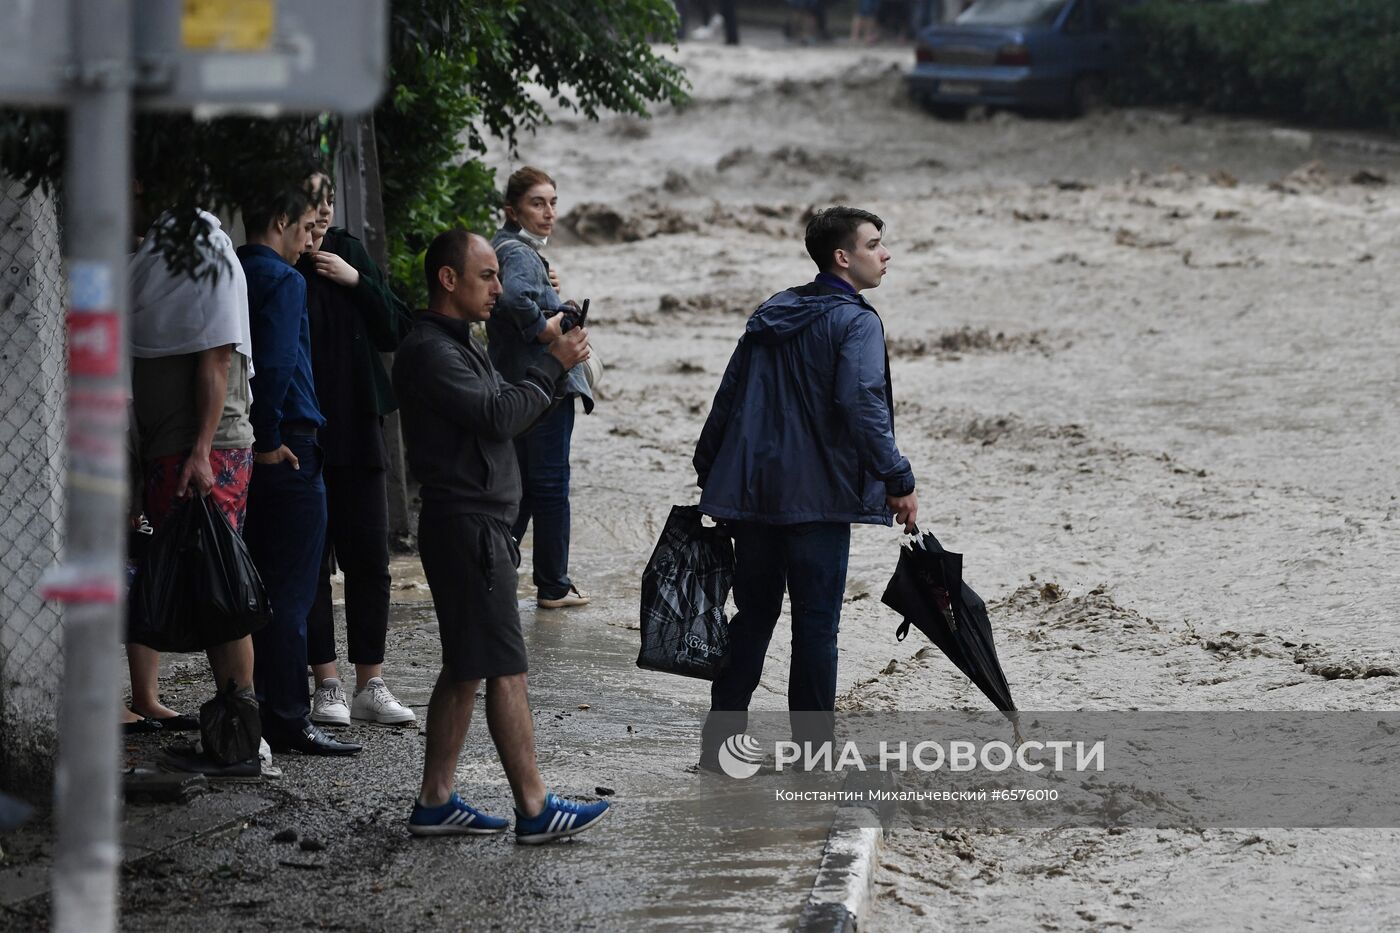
[746,289,862,345]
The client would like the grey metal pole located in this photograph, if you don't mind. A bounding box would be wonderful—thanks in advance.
[46,0,132,929]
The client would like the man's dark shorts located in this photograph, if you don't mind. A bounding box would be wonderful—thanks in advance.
[418,511,528,681]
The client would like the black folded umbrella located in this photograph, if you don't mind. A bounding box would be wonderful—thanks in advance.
[880,529,1016,712]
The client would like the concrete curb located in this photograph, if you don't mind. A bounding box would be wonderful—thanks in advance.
[793,806,884,933]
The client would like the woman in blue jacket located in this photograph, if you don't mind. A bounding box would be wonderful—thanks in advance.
[489,166,594,609]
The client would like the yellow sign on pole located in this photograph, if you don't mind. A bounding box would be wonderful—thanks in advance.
[181,0,275,51]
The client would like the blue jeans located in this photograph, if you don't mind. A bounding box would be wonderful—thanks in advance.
[511,399,575,600]
[702,522,850,759]
[242,434,327,733]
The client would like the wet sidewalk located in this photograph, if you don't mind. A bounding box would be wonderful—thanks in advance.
[1,552,839,932]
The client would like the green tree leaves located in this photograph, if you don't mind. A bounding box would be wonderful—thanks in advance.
[0,1,687,300]
[378,0,687,306]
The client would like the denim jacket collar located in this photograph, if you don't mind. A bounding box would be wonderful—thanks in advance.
[501,220,548,253]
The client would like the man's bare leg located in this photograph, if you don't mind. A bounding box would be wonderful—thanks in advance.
[206,635,254,692]
[418,669,479,806]
[485,673,547,818]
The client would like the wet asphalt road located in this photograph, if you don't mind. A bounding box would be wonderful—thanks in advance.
[3,555,831,932]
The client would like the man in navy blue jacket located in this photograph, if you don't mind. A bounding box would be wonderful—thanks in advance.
[694,206,917,765]
[239,184,361,757]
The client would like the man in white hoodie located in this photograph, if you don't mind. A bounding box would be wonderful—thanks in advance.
[126,208,262,776]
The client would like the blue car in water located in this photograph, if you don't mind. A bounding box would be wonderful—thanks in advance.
[907,0,1138,118]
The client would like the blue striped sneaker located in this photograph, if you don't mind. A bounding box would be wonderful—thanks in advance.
[514,792,611,845]
[408,792,508,836]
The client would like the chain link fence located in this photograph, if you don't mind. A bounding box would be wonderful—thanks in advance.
[0,177,67,789]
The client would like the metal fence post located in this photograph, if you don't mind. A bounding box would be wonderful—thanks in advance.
[44,0,132,929]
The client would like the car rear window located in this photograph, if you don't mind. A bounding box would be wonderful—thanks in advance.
[956,0,1068,27]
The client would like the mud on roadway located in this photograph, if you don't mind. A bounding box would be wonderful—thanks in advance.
[9,41,1399,933]
[526,41,1400,932]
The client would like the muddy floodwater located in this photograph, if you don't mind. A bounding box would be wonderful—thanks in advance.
[515,40,1400,932]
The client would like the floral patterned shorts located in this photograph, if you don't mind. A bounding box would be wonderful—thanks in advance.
[143,448,255,533]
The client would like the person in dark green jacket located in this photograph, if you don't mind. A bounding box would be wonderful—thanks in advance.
[298,169,418,729]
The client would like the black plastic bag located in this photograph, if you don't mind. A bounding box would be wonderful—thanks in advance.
[199,680,262,765]
[638,505,734,680]
[128,496,272,653]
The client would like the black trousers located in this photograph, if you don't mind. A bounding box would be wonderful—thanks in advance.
[720,0,739,44]
[306,464,391,668]
[700,522,849,765]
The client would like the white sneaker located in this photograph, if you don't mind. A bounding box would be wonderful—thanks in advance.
[351,677,417,725]
[311,678,351,727]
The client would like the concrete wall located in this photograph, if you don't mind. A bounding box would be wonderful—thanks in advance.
[0,179,67,795]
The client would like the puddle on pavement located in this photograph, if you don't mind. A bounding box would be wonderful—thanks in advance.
[371,540,834,929]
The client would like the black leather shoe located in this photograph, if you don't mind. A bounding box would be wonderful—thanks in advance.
[267,721,362,756]
[123,718,163,735]
[152,713,201,732]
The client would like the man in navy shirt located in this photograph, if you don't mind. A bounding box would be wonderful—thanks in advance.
[238,184,361,756]
[693,206,918,768]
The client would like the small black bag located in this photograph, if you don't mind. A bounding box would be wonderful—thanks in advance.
[199,680,262,765]
[637,505,734,680]
[128,496,272,653]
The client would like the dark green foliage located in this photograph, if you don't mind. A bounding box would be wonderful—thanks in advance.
[1117,0,1400,131]
[130,114,328,282]
[0,104,326,283]
[0,110,64,195]
[0,1,686,300]
[374,3,506,307]
[377,0,687,307]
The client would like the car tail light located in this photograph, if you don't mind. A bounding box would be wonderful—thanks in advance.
[915,44,933,64]
[995,43,1031,65]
